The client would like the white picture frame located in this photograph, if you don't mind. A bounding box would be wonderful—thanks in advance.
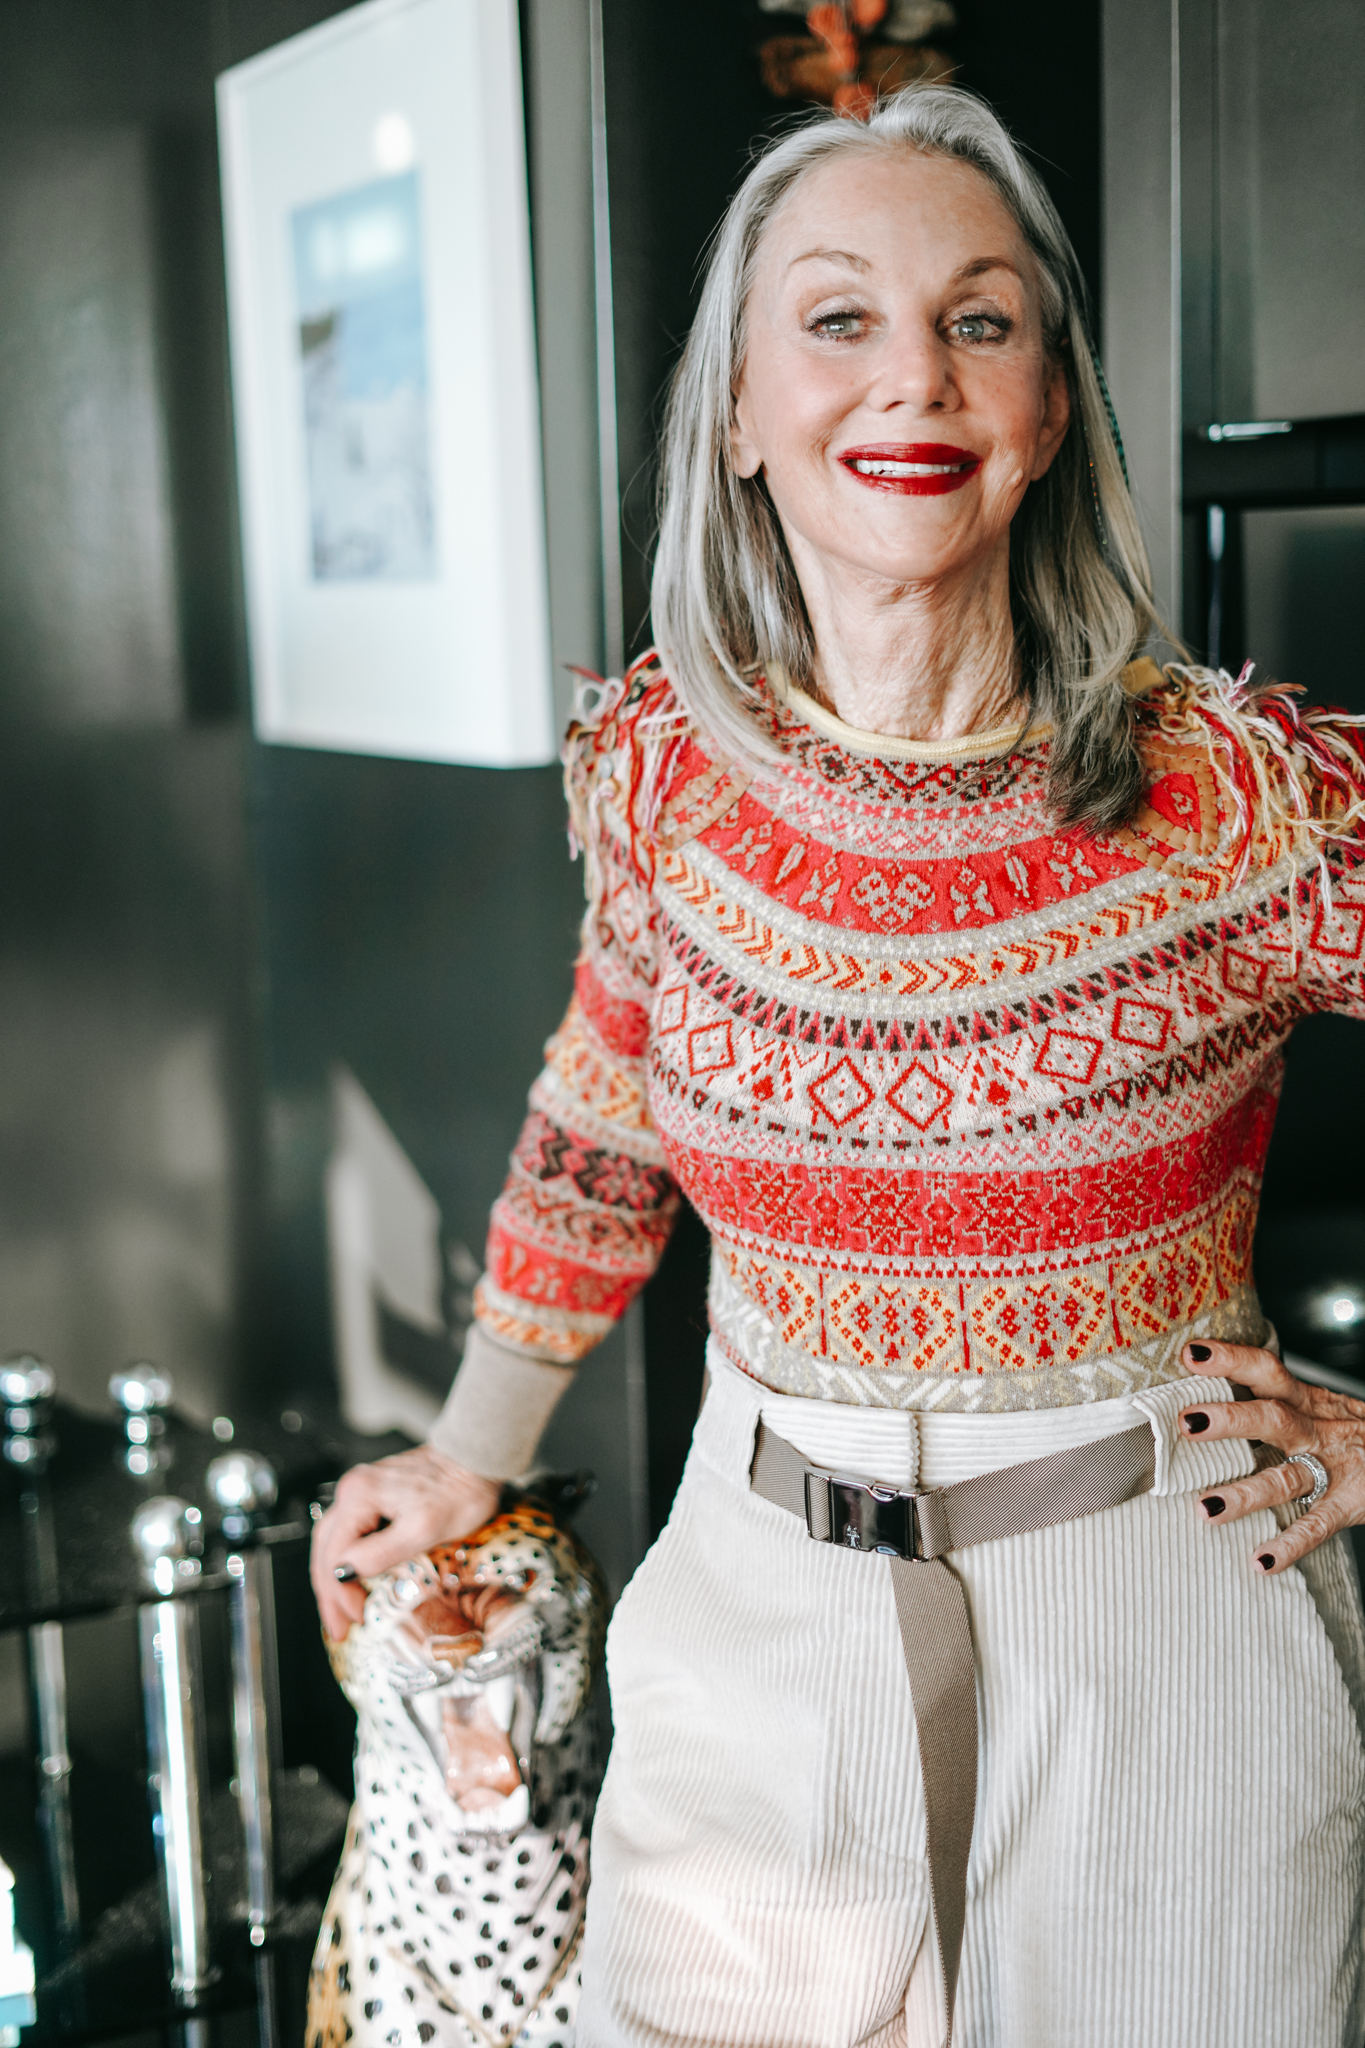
[217,0,555,766]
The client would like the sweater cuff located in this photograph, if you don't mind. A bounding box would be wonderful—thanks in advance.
[428,1323,577,1481]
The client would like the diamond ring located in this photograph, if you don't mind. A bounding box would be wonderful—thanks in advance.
[1285,1450,1330,1510]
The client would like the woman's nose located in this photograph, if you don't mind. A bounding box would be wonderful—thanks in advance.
[868,327,959,414]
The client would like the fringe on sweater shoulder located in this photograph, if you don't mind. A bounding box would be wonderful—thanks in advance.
[561,651,694,943]
[1138,661,1365,888]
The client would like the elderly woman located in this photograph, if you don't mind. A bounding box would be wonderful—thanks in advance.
[313,86,1365,2048]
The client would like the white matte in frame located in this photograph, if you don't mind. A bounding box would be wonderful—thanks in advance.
[217,0,555,766]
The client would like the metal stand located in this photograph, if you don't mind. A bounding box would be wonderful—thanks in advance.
[209,1449,282,2048]
[1,1361,312,2037]
[27,1621,78,1942]
[5,1358,83,2020]
[132,1498,217,2000]
[226,1548,277,1940]
[138,1594,213,1998]
[252,1948,280,2048]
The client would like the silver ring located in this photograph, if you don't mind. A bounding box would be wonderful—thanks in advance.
[1286,1451,1330,1510]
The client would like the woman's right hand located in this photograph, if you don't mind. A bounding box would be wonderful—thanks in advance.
[309,1444,503,1641]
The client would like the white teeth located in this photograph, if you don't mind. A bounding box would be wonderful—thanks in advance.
[852,459,967,478]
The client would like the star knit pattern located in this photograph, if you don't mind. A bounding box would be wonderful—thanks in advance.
[474,653,1365,1411]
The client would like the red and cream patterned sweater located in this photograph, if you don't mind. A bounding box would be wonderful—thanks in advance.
[473,655,1365,1413]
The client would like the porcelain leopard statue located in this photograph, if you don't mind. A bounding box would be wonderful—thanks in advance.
[308,1490,607,2048]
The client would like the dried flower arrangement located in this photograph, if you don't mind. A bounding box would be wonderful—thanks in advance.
[757,0,958,116]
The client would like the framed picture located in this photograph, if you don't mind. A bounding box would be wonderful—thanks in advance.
[217,0,555,766]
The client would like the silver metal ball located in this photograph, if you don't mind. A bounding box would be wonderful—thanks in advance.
[110,1362,174,1415]
[131,1495,194,1564]
[206,1450,278,1515]
[0,1355,55,1407]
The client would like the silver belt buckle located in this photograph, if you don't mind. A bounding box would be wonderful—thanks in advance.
[804,1468,918,1559]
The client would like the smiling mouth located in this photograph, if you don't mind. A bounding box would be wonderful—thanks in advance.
[854,459,964,476]
[838,443,982,496]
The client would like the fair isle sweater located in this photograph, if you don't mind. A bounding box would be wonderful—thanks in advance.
[433,655,1365,1474]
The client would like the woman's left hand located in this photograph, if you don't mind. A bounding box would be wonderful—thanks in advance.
[1179,1342,1365,1573]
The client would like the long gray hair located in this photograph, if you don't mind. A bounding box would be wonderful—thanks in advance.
[650,86,1158,833]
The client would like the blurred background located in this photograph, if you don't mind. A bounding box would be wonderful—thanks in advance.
[0,0,1360,2040]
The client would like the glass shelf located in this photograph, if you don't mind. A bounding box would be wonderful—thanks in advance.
[1,1398,411,2046]
[0,1401,407,1634]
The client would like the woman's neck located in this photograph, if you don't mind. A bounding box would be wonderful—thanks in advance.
[790,532,1023,742]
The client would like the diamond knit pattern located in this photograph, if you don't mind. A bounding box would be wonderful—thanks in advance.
[474,658,1365,1410]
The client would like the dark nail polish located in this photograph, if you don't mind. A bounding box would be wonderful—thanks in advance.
[334,1564,358,1582]
[1203,1495,1225,1517]
[1257,1553,1275,1572]
[1184,1411,1210,1434]
[1188,1343,1212,1363]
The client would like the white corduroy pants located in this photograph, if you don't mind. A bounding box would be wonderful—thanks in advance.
[578,1345,1365,2048]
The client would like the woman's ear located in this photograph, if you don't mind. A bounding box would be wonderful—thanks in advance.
[730,381,763,480]
[1029,356,1072,483]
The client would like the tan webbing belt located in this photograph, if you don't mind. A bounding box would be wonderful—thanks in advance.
[749,1419,1156,2044]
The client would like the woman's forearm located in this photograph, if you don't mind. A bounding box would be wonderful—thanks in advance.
[428,1322,578,1481]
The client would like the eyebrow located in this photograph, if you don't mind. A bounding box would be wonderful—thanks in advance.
[952,256,1023,283]
[786,249,1024,284]
[788,246,871,272]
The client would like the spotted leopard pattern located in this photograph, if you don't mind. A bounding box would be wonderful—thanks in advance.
[308,1502,605,2048]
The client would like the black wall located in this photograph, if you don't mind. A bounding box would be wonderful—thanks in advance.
[0,0,619,1473]
[0,0,622,1832]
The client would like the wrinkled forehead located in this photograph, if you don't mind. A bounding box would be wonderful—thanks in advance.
[751,145,1040,301]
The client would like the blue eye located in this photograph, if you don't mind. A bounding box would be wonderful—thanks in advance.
[813,309,863,338]
[952,312,1011,344]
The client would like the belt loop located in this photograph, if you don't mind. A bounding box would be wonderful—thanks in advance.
[803,1468,832,1542]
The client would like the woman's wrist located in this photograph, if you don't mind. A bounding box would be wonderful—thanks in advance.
[429,1324,577,1482]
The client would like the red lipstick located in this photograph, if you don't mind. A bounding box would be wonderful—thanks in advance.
[838,442,982,496]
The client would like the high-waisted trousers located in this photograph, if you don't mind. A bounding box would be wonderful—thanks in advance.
[577,1344,1365,2048]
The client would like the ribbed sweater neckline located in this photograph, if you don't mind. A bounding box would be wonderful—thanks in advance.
[764,660,1049,764]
